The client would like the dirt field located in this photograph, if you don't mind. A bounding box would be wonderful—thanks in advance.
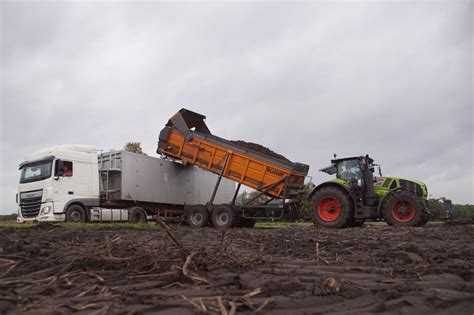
[1,223,473,314]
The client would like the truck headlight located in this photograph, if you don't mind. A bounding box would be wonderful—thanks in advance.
[40,206,51,215]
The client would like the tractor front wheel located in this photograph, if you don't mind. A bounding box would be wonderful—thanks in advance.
[311,187,353,228]
[383,191,423,226]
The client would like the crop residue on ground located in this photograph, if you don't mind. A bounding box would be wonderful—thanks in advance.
[0,224,473,314]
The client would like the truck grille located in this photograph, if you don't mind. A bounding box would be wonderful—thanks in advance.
[20,190,43,218]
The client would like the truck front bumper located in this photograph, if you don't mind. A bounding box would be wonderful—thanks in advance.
[17,203,65,223]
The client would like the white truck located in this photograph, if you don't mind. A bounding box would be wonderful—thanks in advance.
[17,145,235,223]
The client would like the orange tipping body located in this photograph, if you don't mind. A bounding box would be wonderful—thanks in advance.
[157,109,309,200]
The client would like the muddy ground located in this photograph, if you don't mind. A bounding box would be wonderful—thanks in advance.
[0,224,473,314]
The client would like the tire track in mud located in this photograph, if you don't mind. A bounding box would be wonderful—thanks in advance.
[0,224,473,314]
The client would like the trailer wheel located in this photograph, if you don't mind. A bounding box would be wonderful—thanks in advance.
[383,191,423,226]
[211,205,237,229]
[239,218,256,228]
[66,204,86,223]
[129,207,148,224]
[186,205,209,228]
[311,187,353,228]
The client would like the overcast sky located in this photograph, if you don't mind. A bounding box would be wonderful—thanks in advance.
[1,1,472,214]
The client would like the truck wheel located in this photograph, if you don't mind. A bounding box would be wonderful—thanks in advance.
[383,191,423,226]
[311,187,353,228]
[211,205,237,228]
[66,204,86,223]
[186,205,209,228]
[129,207,147,224]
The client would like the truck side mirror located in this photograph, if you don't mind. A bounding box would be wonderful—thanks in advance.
[55,160,64,177]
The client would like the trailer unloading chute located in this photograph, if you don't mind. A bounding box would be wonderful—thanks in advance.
[157,108,309,201]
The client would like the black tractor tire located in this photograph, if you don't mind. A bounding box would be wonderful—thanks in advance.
[66,204,87,223]
[211,205,238,229]
[128,207,148,224]
[186,205,209,228]
[239,218,256,228]
[383,191,424,226]
[311,187,353,228]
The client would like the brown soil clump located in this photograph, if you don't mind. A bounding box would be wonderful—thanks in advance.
[0,224,473,314]
[230,140,292,163]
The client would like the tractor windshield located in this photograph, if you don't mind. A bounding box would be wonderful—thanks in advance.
[337,160,361,182]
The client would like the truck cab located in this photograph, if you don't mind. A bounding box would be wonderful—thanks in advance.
[17,145,99,223]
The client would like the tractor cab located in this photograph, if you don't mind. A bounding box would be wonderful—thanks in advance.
[320,155,379,205]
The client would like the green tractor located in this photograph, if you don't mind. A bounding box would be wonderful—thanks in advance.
[310,154,430,228]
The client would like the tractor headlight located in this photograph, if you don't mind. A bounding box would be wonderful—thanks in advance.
[40,206,51,215]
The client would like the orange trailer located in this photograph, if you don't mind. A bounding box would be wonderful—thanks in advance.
[157,109,310,228]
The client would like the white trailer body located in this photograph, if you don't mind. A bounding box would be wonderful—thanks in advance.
[17,145,235,223]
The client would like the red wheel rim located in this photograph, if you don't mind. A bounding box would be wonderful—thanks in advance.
[391,201,415,222]
[317,198,341,222]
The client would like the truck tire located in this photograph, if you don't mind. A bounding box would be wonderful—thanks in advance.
[186,205,209,228]
[129,207,147,224]
[211,205,238,229]
[66,204,86,223]
[311,187,353,228]
[383,191,423,226]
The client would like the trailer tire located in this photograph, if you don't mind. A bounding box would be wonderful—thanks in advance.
[311,186,353,228]
[239,218,256,228]
[211,205,237,229]
[129,207,148,224]
[383,191,423,226]
[66,204,86,223]
[187,205,209,228]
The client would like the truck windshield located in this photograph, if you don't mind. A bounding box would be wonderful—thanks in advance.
[19,160,53,183]
[337,160,361,182]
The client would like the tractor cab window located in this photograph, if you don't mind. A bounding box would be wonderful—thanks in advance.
[337,160,361,182]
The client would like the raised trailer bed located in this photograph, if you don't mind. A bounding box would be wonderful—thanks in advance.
[157,108,310,228]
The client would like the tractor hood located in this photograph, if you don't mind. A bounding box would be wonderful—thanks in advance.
[375,176,428,198]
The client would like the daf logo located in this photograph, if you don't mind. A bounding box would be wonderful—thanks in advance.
[21,190,42,199]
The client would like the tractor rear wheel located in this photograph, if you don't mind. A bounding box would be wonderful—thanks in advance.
[186,205,209,228]
[211,205,238,228]
[311,187,353,228]
[383,191,423,226]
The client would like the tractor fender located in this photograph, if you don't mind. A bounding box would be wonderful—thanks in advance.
[377,187,430,217]
[309,182,355,204]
